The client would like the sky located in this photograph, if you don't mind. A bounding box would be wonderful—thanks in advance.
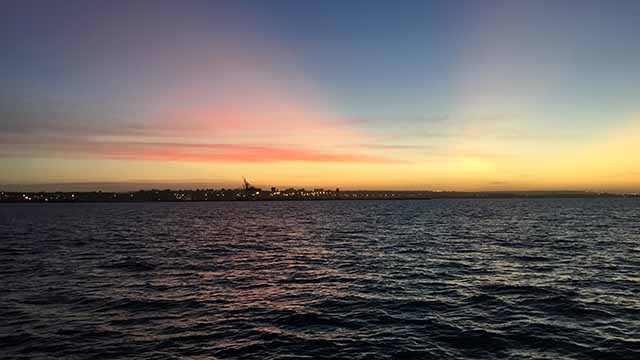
[2,0,640,191]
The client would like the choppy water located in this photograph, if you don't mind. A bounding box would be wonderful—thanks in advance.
[1,199,639,359]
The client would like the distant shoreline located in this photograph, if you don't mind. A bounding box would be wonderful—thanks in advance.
[1,189,636,203]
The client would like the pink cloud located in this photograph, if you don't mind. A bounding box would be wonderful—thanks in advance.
[0,137,397,164]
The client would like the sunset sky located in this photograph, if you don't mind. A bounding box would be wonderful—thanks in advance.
[2,0,639,191]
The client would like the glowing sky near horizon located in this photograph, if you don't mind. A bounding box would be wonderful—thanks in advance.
[2,0,640,191]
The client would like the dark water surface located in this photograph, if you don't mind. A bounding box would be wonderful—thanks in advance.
[1,199,639,359]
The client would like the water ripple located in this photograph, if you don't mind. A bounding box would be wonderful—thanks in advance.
[1,199,639,359]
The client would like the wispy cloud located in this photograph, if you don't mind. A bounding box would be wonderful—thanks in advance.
[359,113,593,142]
[0,136,398,164]
[346,144,436,150]
[489,180,509,185]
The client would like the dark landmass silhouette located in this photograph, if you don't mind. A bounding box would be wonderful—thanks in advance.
[1,187,635,203]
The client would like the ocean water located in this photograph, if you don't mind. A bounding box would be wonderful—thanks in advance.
[1,199,639,359]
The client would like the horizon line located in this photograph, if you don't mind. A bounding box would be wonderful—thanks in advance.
[0,184,635,195]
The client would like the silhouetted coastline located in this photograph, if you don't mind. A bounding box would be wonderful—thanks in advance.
[0,188,634,203]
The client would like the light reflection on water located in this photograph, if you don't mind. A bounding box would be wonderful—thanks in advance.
[1,199,639,359]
